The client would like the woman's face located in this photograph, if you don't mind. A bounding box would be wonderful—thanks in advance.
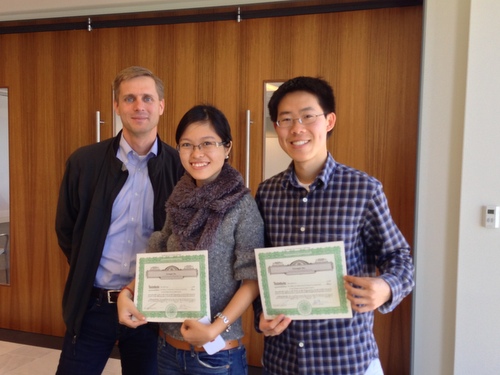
[177,121,231,187]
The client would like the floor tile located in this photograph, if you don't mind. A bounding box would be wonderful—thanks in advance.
[0,329,261,375]
[0,353,36,374]
[0,341,22,356]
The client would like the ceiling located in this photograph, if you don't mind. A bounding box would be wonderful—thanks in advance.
[0,0,285,22]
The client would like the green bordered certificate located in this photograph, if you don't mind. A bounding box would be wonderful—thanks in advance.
[255,242,352,320]
[135,251,210,322]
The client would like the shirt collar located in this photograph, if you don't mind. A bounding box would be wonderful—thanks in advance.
[281,152,336,191]
[117,134,158,164]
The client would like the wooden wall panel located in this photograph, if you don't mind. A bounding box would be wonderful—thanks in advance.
[0,29,94,336]
[89,21,242,152]
[240,7,422,373]
[0,5,421,374]
[91,25,172,142]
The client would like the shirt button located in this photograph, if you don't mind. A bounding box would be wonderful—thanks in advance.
[300,227,305,232]
[302,197,308,203]
[298,342,304,348]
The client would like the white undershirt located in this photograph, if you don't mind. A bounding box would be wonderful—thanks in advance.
[297,180,310,192]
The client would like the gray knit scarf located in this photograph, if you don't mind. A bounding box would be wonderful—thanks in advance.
[166,163,249,251]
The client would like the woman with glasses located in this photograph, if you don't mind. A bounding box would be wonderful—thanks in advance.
[118,104,264,375]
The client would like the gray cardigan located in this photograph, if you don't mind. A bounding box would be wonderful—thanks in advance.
[148,192,264,341]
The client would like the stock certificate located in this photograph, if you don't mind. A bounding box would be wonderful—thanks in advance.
[255,242,352,320]
[135,251,210,322]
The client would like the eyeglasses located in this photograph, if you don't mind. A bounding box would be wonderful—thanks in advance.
[276,113,326,128]
[176,141,228,153]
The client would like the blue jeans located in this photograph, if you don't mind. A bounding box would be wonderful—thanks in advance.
[56,292,158,375]
[158,336,248,374]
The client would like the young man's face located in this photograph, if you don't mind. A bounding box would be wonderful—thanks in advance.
[274,90,335,170]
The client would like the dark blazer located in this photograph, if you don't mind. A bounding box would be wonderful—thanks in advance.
[55,132,183,337]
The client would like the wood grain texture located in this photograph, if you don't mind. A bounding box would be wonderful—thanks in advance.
[0,5,422,373]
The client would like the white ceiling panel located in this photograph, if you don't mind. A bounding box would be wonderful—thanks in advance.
[0,0,284,22]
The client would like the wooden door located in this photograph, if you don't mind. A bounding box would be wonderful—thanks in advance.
[89,20,245,159]
[87,19,266,364]
[0,29,94,335]
[239,7,421,373]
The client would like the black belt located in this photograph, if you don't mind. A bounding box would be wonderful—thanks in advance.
[91,287,121,304]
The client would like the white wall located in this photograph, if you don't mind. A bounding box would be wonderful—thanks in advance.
[264,137,291,180]
[454,0,500,372]
[413,0,500,374]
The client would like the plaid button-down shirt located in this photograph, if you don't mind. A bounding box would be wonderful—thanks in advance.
[255,154,414,375]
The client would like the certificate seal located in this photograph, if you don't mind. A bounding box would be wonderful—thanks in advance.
[297,300,312,316]
[165,304,178,318]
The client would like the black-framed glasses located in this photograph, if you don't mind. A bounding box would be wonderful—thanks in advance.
[176,141,228,153]
[276,113,326,128]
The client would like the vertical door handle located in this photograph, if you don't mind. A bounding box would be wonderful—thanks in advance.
[96,111,105,142]
[245,110,253,188]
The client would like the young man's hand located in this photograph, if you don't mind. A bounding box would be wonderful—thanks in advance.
[259,313,292,337]
[343,275,392,313]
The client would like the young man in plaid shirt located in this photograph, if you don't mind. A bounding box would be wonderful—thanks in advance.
[254,76,414,375]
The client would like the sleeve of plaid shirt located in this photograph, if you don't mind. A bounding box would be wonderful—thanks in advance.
[364,183,415,314]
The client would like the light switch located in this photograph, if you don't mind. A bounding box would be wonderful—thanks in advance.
[484,206,500,228]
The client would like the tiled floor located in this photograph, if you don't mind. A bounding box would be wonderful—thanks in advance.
[0,329,262,374]
[0,340,120,375]
[0,341,121,375]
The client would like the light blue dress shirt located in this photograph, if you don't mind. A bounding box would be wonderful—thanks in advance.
[94,135,157,289]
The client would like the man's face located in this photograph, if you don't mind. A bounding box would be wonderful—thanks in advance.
[274,91,335,170]
[114,76,165,139]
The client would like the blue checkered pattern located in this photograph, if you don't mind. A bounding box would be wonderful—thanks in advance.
[255,154,414,375]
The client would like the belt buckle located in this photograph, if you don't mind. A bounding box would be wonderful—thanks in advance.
[107,289,121,304]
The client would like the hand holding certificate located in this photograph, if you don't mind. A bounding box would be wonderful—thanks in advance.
[134,251,210,322]
[255,241,352,320]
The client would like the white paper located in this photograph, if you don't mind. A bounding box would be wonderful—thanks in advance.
[134,251,210,322]
[255,241,352,320]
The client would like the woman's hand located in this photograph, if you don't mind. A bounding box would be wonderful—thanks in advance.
[180,319,215,347]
